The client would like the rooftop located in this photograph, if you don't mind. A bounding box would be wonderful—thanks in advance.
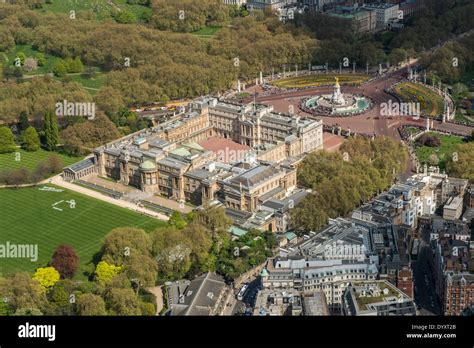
[352,281,401,310]
[65,157,95,173]
[167,272,226,316]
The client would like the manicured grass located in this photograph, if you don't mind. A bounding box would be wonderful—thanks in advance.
[0,149,82,172]
[56,71,106,95]
[192,26,221,37]
[4,45,105,93]
[3,44,62,76]
[271,74,370,88]
[0,185,166,278]
[393,82,444,117]
[114,0,152,18]
[34,0,151,21]
[414,132,464,170]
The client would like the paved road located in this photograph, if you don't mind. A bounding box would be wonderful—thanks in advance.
[232,277,262,316]
[250,66,473,138]
[412,245,442,315]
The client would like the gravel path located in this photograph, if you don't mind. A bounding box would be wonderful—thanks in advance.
[50,175,169,221]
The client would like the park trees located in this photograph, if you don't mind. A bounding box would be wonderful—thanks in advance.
[290,194,329,232]
[152,227,192,281]
[36,52,46,66]
[61,112,120,156]
[53,60,67,77]
[101,228,152,266]
[21,126,40,151]
[43,111,59,151]
[446,142,474,182]
[0,126,16,153]
[167,211,188,230]
[0,26,15,51]
[33,267,60,289]
[50,245,80,279]
[194,204,232,241]
[44,283,74,316]
[0,272,47,313]
[18,111,30,131]
[292,137,408,233]
[150,0,230,33]
[0,77,92,123]
[104,287,141,316]
[95,261,123,283]
[76,293,107,316]
[101,228,157,292]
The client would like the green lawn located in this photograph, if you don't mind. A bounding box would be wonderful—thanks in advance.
[192,26,221,37]
[0,185,166,278]
[56,70,106,95]
[3,45,106,94]
[0,149,81,172]
[34,0,151,21]
[272,74,370,88]
[3,44,62,76]
[414,132,464,170]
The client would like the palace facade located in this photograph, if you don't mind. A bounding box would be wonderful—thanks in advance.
[65,98,323,213]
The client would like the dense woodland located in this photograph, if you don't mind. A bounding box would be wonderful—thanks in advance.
[291,137,409,232]
[1,0,472,123]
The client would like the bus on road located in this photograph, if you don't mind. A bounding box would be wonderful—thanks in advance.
[237,284,249,301]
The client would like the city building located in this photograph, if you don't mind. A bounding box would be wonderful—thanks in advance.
[327,6,376,33]
[165,272,228,316]
[303,291,330,315]
[246,0,298,11]
[444,274,474,316]
[222,0,247,5]
[399,0,423,18]
[260,189,309,232]
[363,2,399,29]
[431,224,472,315]
[426,216,471,243]
[262,256,378,310]
[463,185,474,224]
[352,177,436,229]
[443,195,465,221]
[342,280,416,316]
[253,288,303,316]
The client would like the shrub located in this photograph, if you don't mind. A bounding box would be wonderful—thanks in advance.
[417,134,441,147]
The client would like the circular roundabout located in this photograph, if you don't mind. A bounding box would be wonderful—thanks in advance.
[299,77,373,117]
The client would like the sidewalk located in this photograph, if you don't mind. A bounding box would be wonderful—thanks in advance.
[50,175,169,221]
[147,286,164,315]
